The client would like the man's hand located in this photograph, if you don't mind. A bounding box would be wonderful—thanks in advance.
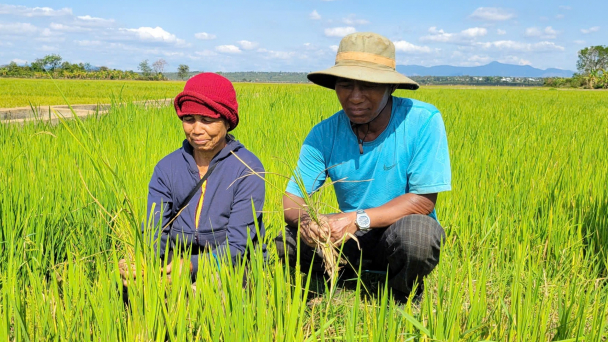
[299,212,358,246]
[326,212,357,244]
[299,215,331,247]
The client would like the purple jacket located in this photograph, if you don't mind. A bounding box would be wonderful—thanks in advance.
[145,136,265,272]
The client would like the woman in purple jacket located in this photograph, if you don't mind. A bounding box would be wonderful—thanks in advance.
[122,73,265,282]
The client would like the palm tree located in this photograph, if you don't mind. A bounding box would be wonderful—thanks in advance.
[586,70,599,89]
[599,69,608,89]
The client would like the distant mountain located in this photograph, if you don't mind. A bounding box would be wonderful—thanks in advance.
[397,61,574,77]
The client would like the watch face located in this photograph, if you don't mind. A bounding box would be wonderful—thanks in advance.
[357,215,370,228]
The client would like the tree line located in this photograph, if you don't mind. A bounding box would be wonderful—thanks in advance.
[544,45,608,89]
[0,54,173,81]
[3,46,606,87]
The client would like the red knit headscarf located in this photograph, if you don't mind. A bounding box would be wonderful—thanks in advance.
[174,73,239,131]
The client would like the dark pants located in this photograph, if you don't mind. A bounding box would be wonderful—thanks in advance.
[275,214,445,296]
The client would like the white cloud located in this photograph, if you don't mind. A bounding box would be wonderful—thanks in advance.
[119,26,188,46]
[394,40,433,54]
[329,45,339,52]
[75,15,115,26]
[196,50,217,57]
[421,27,487,44]
[544,26,558,36]
[310,10,321,20]
[324,26,356,37]
[216,45,242,53]
[257,48,297,59]
[461,27,488,38]
[342,15,369,25]
[468,55,491,64]
[40,45,58,52]
[237,40,258,50]
[0,22,38,35]
[421,27,454,43]
[525,26,558,39]
[188,50,218,60]
[497,29,507,35]
[581,26,600,34]
[75,40,102,47]
[37,36,66,43]
[555,14,565,20]
[479,40,565,52]
[519,59,532,65]
[11,58,28,64]
[39,28,57,37]
[499,56,532,65]
[525,27,541,36]
[0,4,72,17]
[469,7,515,21]
[50,23,90,32]
[195,32,216,40]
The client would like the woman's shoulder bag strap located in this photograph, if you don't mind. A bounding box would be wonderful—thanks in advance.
[162,162,218,231]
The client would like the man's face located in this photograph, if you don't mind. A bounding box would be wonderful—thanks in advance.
[335,78,393,124]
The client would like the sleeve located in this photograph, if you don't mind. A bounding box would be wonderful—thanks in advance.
[144,166,173,258]
[214,158,266,265]
[407,111,452,194]
[285,128,327,198]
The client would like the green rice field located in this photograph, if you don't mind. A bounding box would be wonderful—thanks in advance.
[0,78,185,108]
[1,80,608,341]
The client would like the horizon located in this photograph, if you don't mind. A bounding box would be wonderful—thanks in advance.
[0,1,605,72]
[3,59,577,73]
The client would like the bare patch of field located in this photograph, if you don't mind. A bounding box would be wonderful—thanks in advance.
[0,98,173,124]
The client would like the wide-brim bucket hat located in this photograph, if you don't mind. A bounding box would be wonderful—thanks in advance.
[308,32,419,90]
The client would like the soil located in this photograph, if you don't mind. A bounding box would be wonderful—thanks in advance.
[0,98,173,125]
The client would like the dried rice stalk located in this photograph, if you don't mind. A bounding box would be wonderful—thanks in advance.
[229,151,362,294]
[307,213,360,295]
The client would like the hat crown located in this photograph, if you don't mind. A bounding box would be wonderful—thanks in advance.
[184,72,236,100]
[338,32,395,61]
[174,72,239,130]
[306,31,419,90]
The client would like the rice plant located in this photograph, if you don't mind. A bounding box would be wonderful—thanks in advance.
[0,81,607,340]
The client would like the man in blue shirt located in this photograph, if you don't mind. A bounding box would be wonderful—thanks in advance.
[276,32,451,301]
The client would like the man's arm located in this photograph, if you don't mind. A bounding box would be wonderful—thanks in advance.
[324,193,437,242]
[283,192,308,228]
[284,191,437,245]
[283,192,334,247]
[366,192,436,227]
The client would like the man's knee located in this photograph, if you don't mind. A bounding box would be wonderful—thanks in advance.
[274,227,297,261]
[386,214,445,263]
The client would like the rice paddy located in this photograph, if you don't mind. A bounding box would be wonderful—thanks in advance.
[0,78,185,108]
[1,80,607,341]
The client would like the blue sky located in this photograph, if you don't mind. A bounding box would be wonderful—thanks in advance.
[0,1,605,72]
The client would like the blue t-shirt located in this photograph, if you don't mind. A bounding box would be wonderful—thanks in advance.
[286,96,451,220]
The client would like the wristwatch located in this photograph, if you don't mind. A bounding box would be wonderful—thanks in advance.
[355,209,371,231]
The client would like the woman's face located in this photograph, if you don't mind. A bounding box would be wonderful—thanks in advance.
[182,115,229,153]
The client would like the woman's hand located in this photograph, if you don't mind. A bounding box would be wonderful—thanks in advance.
[118,259,136,287]
[163,258,193,276]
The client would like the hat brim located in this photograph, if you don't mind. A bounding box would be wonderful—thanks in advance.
[307,65,419,90]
